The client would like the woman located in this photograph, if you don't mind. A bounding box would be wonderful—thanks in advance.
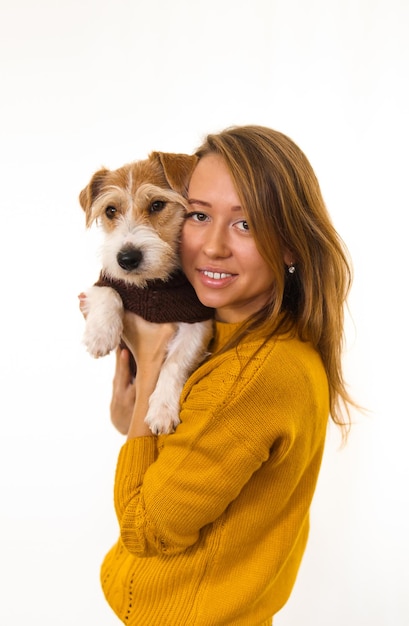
[92,126,353,624]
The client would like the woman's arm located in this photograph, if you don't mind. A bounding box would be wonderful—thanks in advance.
[113,338,328,558]
[120,310,177,438]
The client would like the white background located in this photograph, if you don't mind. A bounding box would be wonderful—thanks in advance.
[0,1,407,624]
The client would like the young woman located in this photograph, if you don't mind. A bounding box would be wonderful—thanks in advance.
[89,125,353,625]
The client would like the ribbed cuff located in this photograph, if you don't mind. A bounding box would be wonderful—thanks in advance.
[116,437,158,485]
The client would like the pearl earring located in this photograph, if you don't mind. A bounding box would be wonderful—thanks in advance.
[288,264,296,274]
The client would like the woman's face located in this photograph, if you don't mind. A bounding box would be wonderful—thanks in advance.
[181,154,277,323]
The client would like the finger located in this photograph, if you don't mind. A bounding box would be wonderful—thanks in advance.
[78,293,88,318]
[114,347,134,388]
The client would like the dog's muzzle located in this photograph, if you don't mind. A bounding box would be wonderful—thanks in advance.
[117,246,143,272]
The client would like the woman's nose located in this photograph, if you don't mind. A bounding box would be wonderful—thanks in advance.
[203,226,230,258]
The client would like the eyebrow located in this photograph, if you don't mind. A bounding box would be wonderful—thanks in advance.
[187,198,211,207]
[187,198,243,211]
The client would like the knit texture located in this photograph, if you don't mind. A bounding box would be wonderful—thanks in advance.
[95,269,214,323]
[101,321,329,625]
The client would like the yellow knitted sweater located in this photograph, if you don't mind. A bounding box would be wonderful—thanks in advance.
[101,321,329,625]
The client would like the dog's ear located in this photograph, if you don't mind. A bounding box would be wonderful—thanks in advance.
[150,152,198,196]
[79,168,110,227]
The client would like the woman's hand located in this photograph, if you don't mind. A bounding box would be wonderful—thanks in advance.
[79,292,133,434]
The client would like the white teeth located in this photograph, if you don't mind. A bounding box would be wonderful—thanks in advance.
[203,271,231,279]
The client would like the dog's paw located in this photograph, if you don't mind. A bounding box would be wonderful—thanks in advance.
[144,407,180,435]
[82,286,124,358]
[83,324,122,359]
[83,314,123,358]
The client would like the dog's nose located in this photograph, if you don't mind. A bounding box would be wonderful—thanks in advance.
[117,247,143,272]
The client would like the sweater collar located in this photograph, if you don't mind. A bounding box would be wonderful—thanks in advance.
[211,320,245,352]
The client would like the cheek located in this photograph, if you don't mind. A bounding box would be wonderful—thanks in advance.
[179,229,194,269]
[243,246,275,284]
[180,223,198,255]
[257,264,276,290]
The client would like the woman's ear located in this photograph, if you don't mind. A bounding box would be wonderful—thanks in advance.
[283,248,295,267]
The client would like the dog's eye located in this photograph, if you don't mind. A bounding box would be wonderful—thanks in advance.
[150,200,166,213]
[105,205,117,219]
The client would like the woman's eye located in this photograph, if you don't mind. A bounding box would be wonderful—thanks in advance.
[105,205,117,219]
[150,200,166,212]
[186,211,208,222]
[236,220,250,232]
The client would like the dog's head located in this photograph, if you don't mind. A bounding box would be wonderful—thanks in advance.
[79,152,197,287]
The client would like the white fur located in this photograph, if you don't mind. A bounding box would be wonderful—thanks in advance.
[100,222,179,287]
[83,286,124,357]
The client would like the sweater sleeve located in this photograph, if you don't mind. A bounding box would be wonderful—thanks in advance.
[113,338,328,557]
[114,418,267,557]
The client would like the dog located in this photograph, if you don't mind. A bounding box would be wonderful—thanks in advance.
[79,151,214,434]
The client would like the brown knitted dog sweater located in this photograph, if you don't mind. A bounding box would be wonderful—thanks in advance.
[95,270,214,323]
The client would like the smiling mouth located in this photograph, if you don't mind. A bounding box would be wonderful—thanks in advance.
[202,270,233,279]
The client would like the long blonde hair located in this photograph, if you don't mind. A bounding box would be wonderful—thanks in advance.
[195,125,354,436]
